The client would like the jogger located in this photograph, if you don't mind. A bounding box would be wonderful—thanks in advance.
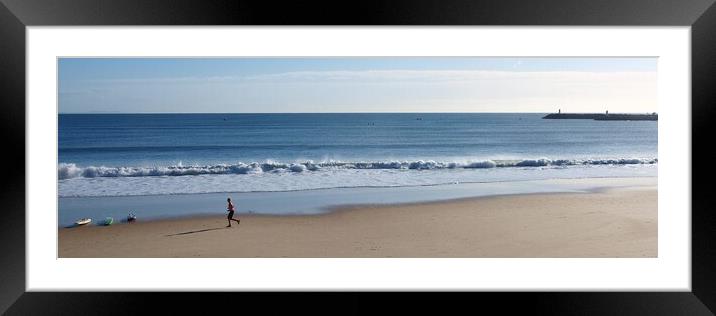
[226,197,240,227]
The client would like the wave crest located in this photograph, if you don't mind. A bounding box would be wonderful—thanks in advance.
[58,157,657,180]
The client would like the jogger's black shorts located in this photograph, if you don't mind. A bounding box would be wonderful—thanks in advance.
[228,210,235,219]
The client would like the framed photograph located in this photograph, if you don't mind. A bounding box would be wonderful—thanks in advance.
[2,0,715,314]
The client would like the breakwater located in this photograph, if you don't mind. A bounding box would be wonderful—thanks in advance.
[543,113,657,121]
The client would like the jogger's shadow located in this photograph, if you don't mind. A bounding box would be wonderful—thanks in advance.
[165,227,226,237]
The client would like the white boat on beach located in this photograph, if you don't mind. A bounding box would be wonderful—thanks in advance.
[75,218,91,226]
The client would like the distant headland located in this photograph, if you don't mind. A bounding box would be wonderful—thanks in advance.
[543,110,657,121]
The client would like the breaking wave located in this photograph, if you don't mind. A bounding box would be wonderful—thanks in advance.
[58,157,657,180]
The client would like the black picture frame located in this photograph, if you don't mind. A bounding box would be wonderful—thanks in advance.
[1,0,715,314]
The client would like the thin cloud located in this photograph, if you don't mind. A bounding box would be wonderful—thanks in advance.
[60,69,657,113]
[244,70,656,84]
[72,69,656,85]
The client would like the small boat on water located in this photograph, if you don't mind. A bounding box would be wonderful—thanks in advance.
[127,213,137,223]
[103,217,114,226]
[75,218,92,226]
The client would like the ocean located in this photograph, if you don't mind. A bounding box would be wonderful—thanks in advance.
[58,113,657,225]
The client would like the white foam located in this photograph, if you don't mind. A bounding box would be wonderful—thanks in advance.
[58,162,658,198]
[57,157,658,180]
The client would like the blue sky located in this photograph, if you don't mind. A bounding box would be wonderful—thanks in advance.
[59,57,657,113]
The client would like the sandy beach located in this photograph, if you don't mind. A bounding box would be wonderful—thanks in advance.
[59,185,657,258]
